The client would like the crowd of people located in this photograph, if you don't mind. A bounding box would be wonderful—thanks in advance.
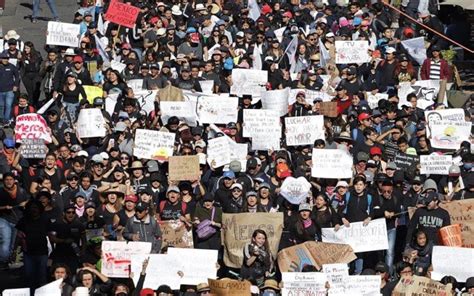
[0,0,473,295]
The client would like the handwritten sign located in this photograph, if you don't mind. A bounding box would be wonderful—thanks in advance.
[366,92,388,109]
[420,155,452,175]
[230,69,267,97]
[160,220,193,248]
[289,89,333,105]
[167,248,218,285]
[131,254,181,289]
[105,0,140,28]
[76,108,106,138]
[392,276,453,296]
[14,113,52,143]
[199,80,214,94]
[322,218,389,253]
[127,79,143,93]
[335,41,369,64]
[261,88,289,116]
[19,139,48,159]
[393,152,419,170]
[196,95,238,124]
[168,155,200,181]
[440,199,474,248]
[285,115,324,146]
[46,22,80,47]
[208,279,251,296]
[207,136,231,168]
[428,120,471,150]
[243,109,281,151]
[134,90,158,115]
[133,129,175,161]
[281,272,327,296]
[82,85,103,104]
[431,246,474,282]
[320,101,338,117]
[101,241,152,278]
[323,263,349,295]
[312,149,353,179]
[280,177,312,205]
[160,101,197,127]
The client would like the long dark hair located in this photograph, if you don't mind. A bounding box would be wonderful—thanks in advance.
[252,229,270,252]
[22,41,40,62]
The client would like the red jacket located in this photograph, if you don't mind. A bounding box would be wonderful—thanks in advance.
[420,58,451,81]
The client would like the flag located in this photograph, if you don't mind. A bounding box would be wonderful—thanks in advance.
[319,37,330,67]
[401,37,427,65]
[248,0,261,22]
[97,13,105,35]
[284,35,298,73]
[95,35,110,63]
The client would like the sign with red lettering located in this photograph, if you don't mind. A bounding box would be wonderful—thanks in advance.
[105,0,140,28]
[14,113,52,143]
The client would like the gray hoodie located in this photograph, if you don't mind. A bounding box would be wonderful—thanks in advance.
[123,215,162,253]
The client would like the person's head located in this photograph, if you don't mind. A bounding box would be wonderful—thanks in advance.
[397,137,409,153]
[79,269,95,288]
[64,206,76,222]
[166,186,181,204]
[353,176,366,194]
[314,194,328,209]
[231,183,243,199]
[135,202,149,220]
[222,171,235,188]
[245,191,258,207]
[80,172,92,189]
[336,181,349,196]
[258,183,271,199]
[202,193,214,209]
[298,203,312,220]
[395,261,413,280]
[113,283,130,296]
[363,127,377,142]
[414,229,427,247]
[85,202,96,217]
[381,181,393,199]
[465,277,474,293]
[251,229,268,248]
[52,264,71,280]
[45,152,57,168]
[124,195,137,211]
[75,193,86,208]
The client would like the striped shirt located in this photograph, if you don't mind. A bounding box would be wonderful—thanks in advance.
[429,59,441,80]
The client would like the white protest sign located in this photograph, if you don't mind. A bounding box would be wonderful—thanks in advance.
[131,254,181,289]
[101,241,152,278]
[289,89,333,105]
[322,218,389,253]
[111,60,126,73]
[425,108,465,138]
[411,79,444,110]
[323,263,349,296]
[366,92,388,110]
[230,69,267,97]
[196,95,238,124]
[167,248,218,285]
[133,129,175,161]
[199,80,214,94]
[35,278,62,296]
[344,275,381,296]
[76,108,106,138]
[285,115,325,146]
[335,41,369,64]
[207,136,231,167]
[401,37,427,65]
[46,22,80,47]
[160,100,197,127]
[127,79,143,93]
[105,93,119,116]
[280,177,312,205]
[229,142,248,172]
[14,113,52,143]
[243,109,281,150]
[281,272,327,296]
[311,149,353,179]
[135,90,158,115]
[261,88,289,117]
[420,155,452,175]
[431,246,474,282]
[428,120,471,150]
[2,288,30,296]
[397,81,414,108]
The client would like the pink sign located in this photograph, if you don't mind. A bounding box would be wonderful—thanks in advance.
[14,113,52,143]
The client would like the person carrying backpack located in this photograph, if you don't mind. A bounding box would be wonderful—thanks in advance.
[158,186,191,227]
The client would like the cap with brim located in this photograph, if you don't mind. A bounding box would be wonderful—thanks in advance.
[259,182,271,190]
[386,162,397,170]
[202,193,214,202]
[298,203,312,212]
[230,183,243,190]
[102,189,125,198]
[166,186,180,194]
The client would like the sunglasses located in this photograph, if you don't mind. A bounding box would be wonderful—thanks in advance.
[121,157,129,160]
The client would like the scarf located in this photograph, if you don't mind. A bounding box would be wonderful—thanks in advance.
[76,205,85,217]
[303,219,313,228]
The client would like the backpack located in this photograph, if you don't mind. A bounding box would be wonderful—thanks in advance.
[159,200,187,216]
[343,192,373,215]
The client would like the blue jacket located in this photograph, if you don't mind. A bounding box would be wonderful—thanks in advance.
[0,62,20,92]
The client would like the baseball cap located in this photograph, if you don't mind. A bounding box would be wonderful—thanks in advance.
[370,146,382,156]
[230,183,243,190]
[166,186,180,194]
[298,203,312,212]
[358,113,371,122]
[223,171,235,179]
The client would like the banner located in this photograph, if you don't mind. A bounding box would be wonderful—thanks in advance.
[76,108,106,138]
[261,88,289,117]
[46,22,80,47]
[324,263,348,295]
[431,246,473,282]
[285,115,325,146]
[230,69,267,97]
[19,139,48,159]
[428,120,471,150]
[281,272,327,296]
[243,109,281,151]
[133,129,175,161]
[167,248,218,285]
[322,218,389,253]
[277,241,356,272]
[312,149,353,179]
[14,113,52,143]
[207,136,231,168]
[420,155,452,175]
[393,152,420,170]
[160,220,193,248]
[320,101,338,118]
[160,101,197,127]
[335,41,369,64]
[196,95,238,124]
[101,241,152,278]
[222,213,283,268]
[392,276,453,296]
[366,92,388,109]
[105,0,140,28]
[440,199,474,247]
[35,278,62,296]
[168,155,200,181]
[280,177,312,205]
[208,279,251,296]
[401,37,427,65]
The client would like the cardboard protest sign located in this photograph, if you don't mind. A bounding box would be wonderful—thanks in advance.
[427,120,471,150]
[133,129,175,161]
[46,22,80,47]
[280,177,312,205]
[243,109,281,150]
[392,276,453,296]
[14,113,52,143]
[101,241,152,278]
[35,278,62,296]
[82,85,103,104]
[322,218,389,253]
[159,84,185,101]
[425,108,465,138]
[285,115,325,146]
[19,139,48,159]
[160,220,193,248]
[366,92,388,109]
[160,101,197,127]
[277,241,356,272]
[2,288,30,296]
[439,199,474,247]
[222,213,283,268]
[76,108,106,138]
[134,90,158,115]
[208,278,251,296]
[312,149,353,179]
[261,88,289,116]
[393,152,419,170]
[131,254,181,289]
[168,155,200,181]
[105,0,140,28]
[288,89,333,105]
[167,248,218,285]
[335,41,369,64]
[230,69,267,97]
[196,95,238,124]
[281,272,327,296]
[438,224,463,247]
[431,246,474,282]
[207,136,231,167]
[420,155,452,175]
[319,101,338,117]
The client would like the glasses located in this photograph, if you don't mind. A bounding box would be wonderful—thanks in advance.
[121,156,129,160]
